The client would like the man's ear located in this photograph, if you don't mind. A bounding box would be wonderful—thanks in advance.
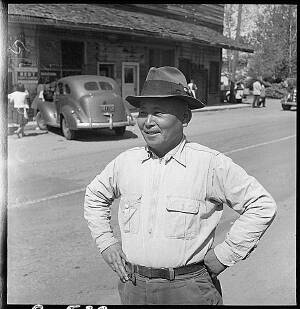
[182,109,192,127]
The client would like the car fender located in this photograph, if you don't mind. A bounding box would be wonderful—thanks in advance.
[36,100,57,125]
[60,105,78,130]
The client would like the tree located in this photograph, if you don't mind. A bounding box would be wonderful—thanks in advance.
[246,4,297,81]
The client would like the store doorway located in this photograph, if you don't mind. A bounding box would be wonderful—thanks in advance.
[122,62,139,99]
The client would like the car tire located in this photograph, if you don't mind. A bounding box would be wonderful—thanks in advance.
[282,104,291,110]
[36,111,48,130]
[61,117,76,140]
[114,126,126,136]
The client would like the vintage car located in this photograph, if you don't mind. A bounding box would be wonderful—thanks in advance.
[36,75,135,139]
[281,88,297,110]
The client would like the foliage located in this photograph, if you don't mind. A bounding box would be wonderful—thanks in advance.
[265,83,287,99]
[246,5,297,81]
[223,5,297,82]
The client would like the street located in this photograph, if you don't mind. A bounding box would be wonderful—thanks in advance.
[7,99,296,305]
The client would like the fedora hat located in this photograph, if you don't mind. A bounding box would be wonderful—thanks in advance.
[126,66,205,110]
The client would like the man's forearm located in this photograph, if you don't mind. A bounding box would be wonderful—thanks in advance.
[214,195,277,266]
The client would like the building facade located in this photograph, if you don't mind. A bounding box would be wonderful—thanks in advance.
[8,4,253,108]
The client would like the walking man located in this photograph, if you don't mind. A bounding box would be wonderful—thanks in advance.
[252,78,262,108]
[84,66,277,305]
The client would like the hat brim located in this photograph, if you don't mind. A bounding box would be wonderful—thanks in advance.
[126,94,205,110]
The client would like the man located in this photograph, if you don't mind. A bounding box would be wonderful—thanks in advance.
[84,66,277,305]
[187,79,197,98]
[252,78,262,108]
[258,83,266,107]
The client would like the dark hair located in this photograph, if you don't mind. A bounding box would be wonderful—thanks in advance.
[16,82,25,92]
[38,77,44,84]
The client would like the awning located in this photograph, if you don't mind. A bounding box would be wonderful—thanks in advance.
[8,4,254,53]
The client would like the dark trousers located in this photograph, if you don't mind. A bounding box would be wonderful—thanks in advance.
[258,97,266,107]
[252,95,260,107]
[118,267,223,305]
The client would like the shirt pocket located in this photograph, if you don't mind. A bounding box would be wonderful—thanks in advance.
[164,197,202,239]
[118,194,142,234]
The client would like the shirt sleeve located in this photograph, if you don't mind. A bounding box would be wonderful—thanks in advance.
[211,153,277,267]
[84,157,121,253]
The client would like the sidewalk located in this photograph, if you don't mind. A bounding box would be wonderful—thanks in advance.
[8,102,251,135]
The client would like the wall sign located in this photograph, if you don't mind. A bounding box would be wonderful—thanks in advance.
[16,67,38,84]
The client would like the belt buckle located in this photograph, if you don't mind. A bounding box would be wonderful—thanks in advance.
[128,272,136,285]
[168,268,175,281]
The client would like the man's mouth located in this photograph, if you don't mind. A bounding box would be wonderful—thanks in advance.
[144,130,160,136]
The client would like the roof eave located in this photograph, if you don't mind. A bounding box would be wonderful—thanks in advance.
[8,15,254,53]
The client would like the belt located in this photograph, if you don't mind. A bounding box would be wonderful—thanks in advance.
[125,261,205,281]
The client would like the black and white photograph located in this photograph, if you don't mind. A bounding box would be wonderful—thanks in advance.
[1,3,296,306]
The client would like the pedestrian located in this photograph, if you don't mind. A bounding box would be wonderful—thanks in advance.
[31,77,46,129]
[258,83,266,107]
[252,78,262,108]
[187,79,197,98]
[8,82,30,138]
[84,66,277,305]
[234,81,244,103]
[220,81,226,102]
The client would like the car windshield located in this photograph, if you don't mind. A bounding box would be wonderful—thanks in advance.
[84,81,114,91]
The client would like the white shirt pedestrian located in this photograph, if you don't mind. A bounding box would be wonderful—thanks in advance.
[253,80,262,96]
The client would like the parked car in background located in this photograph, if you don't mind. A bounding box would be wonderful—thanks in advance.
[281,87,297,110]
[36,75,135,140]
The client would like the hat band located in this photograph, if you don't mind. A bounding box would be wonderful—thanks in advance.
[141,80,193,97]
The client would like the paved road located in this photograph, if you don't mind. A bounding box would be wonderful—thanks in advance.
[7,99,296,305]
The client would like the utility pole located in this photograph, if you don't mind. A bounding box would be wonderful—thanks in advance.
[230,4,243,103]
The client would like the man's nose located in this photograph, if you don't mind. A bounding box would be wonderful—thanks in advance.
[145,114,154,126]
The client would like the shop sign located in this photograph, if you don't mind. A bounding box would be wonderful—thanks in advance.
[16,67,38,84]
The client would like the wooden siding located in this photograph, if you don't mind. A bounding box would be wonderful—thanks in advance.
[100,4,224,32]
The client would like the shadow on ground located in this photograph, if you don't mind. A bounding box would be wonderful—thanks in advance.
[47,126,139,141]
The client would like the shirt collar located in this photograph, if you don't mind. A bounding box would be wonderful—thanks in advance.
[141,135,187,167]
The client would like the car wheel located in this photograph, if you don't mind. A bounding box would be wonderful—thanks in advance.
[282,104,291,110]
[61,117,76,140]
[36,111,48,130]
[114,126,126,136]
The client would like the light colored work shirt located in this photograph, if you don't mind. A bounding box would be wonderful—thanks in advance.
[8,90,29,108]
[253,81,262,96]
[84,137,277,268]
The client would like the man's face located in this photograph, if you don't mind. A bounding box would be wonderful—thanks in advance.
[137,98,188,157]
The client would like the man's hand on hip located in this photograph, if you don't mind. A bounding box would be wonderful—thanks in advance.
[101,243,129,282]
[204,248,228,278]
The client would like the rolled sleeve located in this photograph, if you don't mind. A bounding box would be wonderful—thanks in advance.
[84,159,120,253]
[212,153,277,267]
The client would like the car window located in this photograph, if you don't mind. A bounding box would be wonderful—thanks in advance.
[99,81,113,91]
[58,83,64,95]
[65,84,71,94]
[84,82,99,91]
